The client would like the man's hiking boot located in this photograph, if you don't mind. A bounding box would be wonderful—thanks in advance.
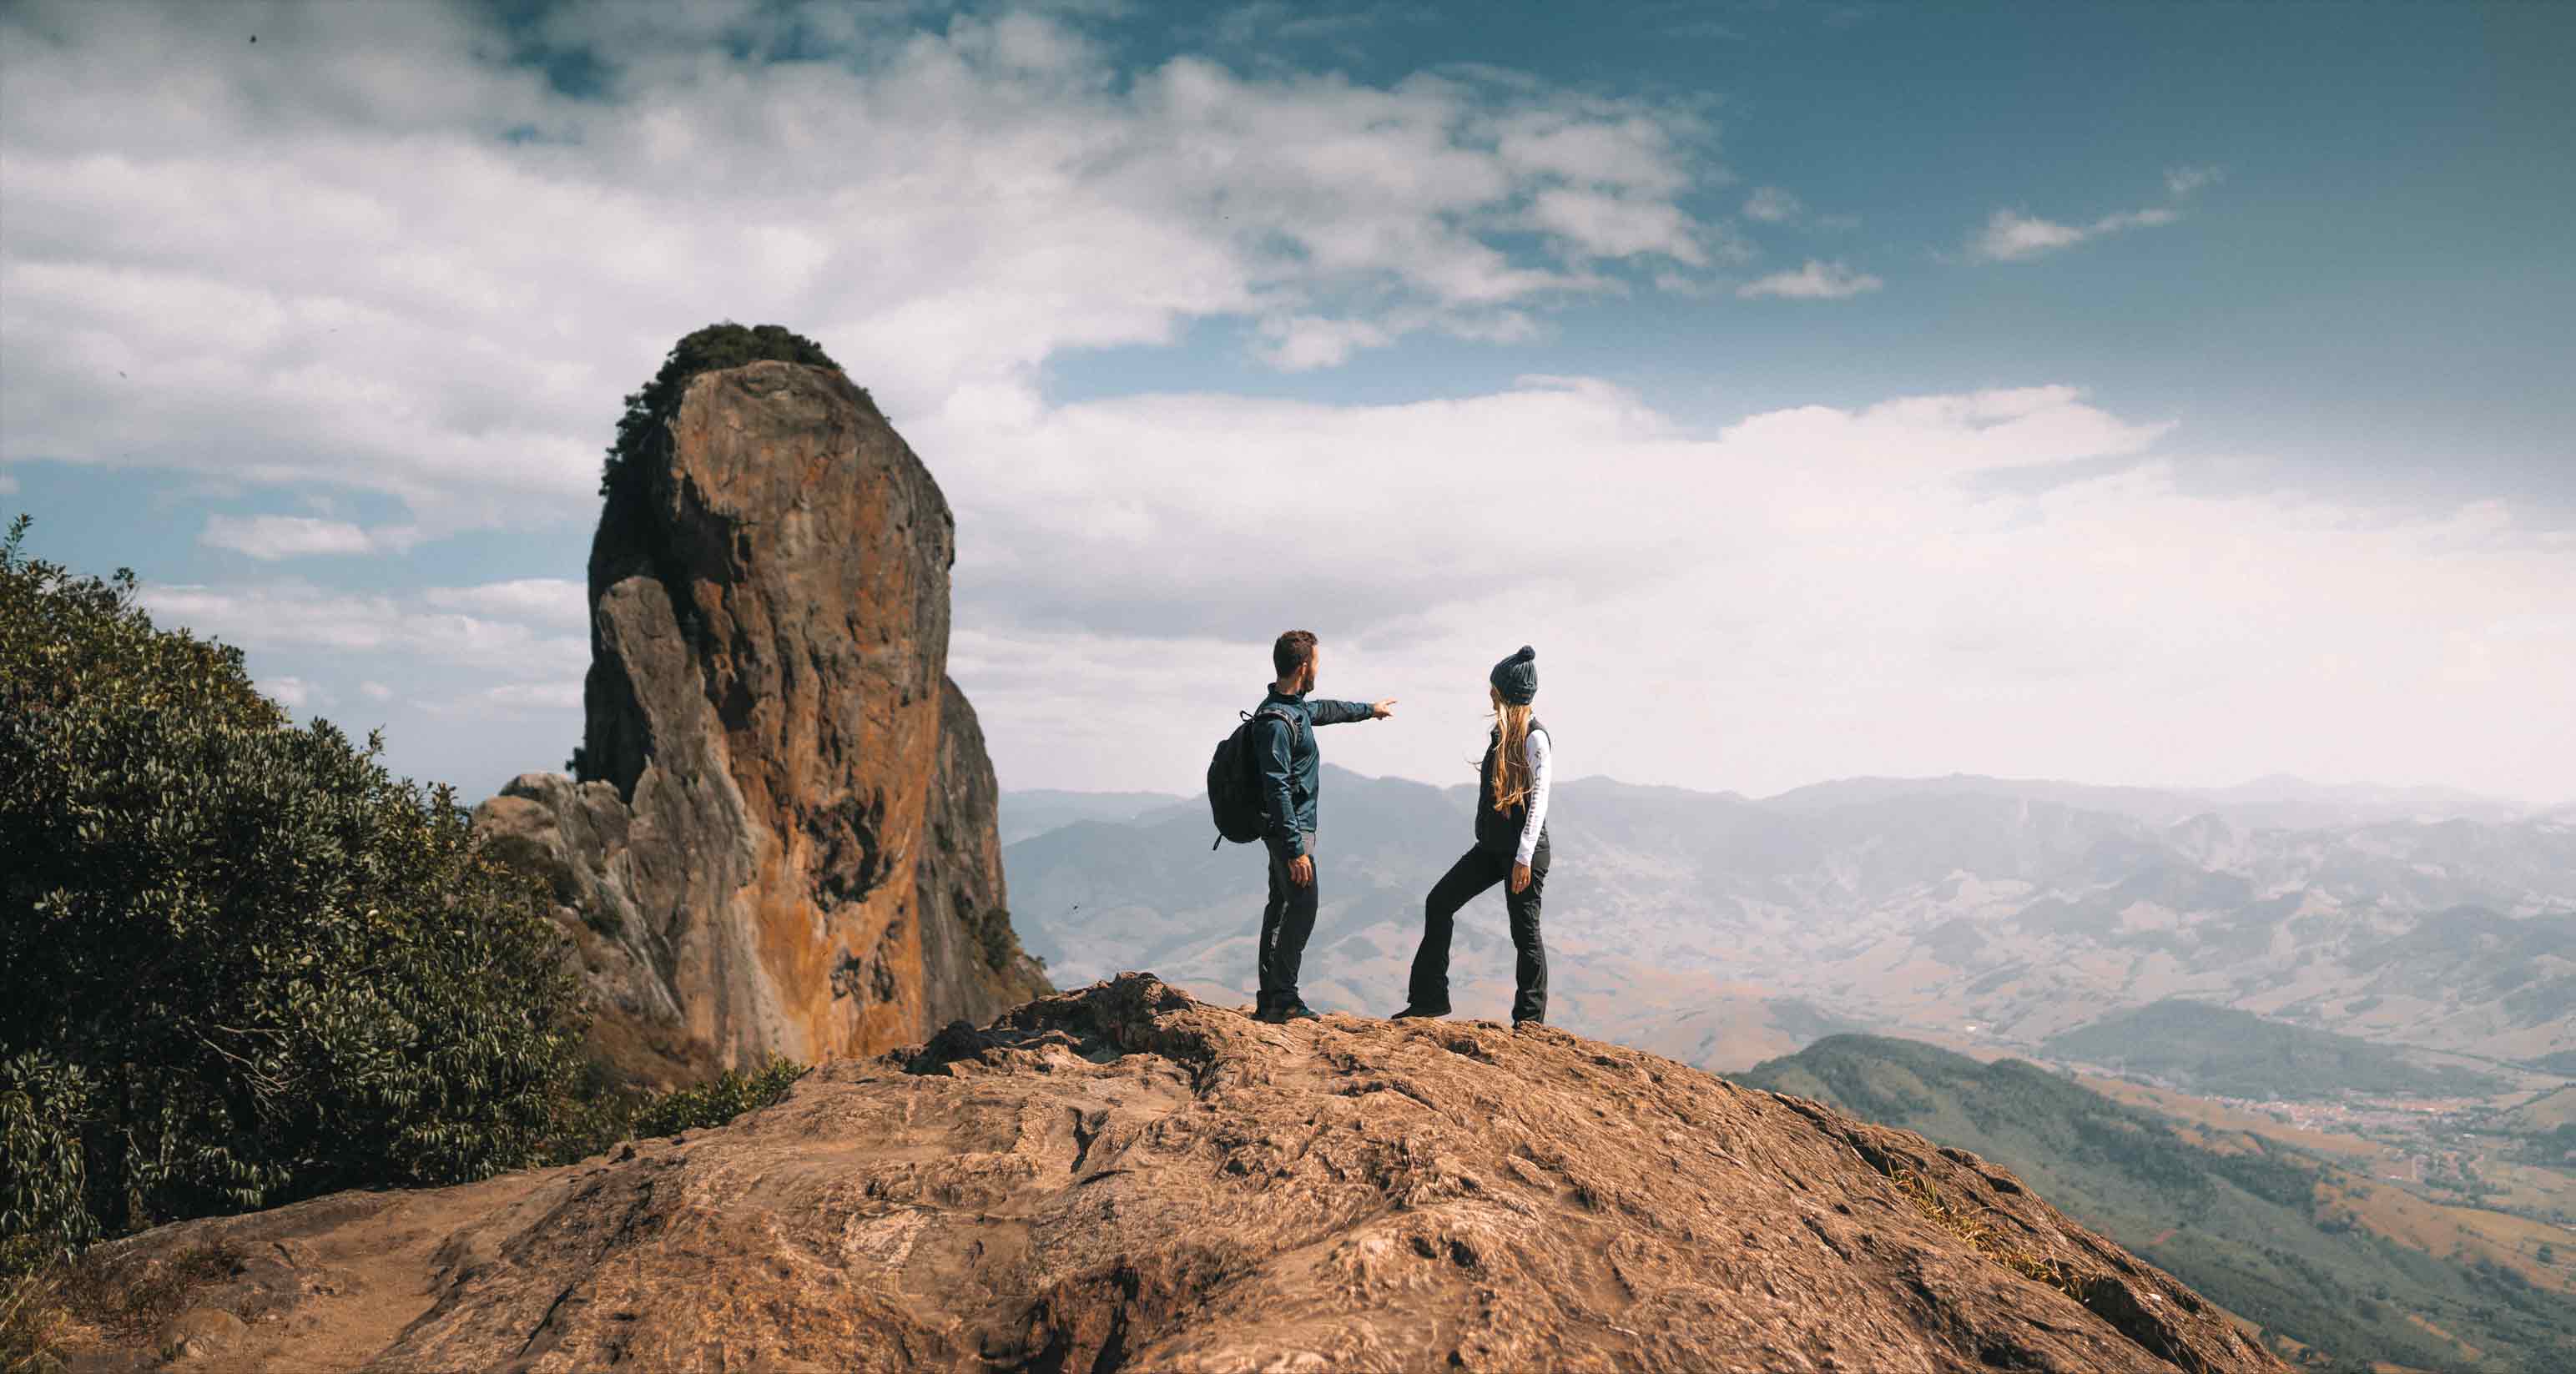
[1389,1004,1449,1020]
[1257,1000,1321,1024]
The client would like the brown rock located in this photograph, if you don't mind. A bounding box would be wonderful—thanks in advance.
[69,976,2287,1373]
[471,360,1045,1080]
[151,1309,243,1365]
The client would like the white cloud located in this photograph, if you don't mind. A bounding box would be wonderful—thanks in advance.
[1969,170,2203,262]
[1736,259,1883,299]
[1971,210,2090,261]
[200,514,422,560]
[135,581,587,678]
[1528,187,1707,264]
[426,681,585,716]
[920,377,2167,649]
[359,681,394,702]
[2165,164,2223,198]
[0,471,17,496]
[259,675,328,711]
[1742,186,1802,224]
[1255,315,1398,372]
[2093,207,2179,234]
[935,380,2574,803]
[421,577,588,630]
[0,1,1723,534]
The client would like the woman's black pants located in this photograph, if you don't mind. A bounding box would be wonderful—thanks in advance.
[1407,845,1548,1024]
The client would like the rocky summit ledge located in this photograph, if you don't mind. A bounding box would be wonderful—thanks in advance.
[61,974,2282,1373]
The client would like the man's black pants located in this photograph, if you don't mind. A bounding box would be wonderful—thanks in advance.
[1257,830,1320,1009]
[1407,844,1549,1024]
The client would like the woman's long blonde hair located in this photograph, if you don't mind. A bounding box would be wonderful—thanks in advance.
[1488,685,1535,813]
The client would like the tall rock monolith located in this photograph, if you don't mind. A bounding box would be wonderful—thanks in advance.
[471,359,1046,1082]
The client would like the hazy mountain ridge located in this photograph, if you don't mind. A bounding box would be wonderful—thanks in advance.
[2039,999,2509,1100]
[1738,1035,2574,1372]
[996,788,1187,845]
[1001,770,2576,1075]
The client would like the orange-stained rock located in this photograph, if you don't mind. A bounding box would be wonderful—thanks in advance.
[59,977,2291,1374]
[472,359,1045,1082]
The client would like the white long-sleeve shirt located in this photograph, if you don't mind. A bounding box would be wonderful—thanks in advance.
[1515,726,1552,867]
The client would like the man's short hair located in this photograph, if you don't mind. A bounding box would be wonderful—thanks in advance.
[1273,629,1318,680]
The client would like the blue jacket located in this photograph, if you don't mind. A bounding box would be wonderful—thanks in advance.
[1254,685,1375,857]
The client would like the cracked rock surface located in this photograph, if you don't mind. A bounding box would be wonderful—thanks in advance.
[67,974,2282,1373]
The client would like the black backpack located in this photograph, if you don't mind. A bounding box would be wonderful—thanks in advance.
[1207,706,1300,848]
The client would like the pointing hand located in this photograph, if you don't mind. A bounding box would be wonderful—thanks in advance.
[1371,698,1398,719]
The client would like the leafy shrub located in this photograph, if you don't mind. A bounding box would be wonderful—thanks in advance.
[635,1057,810,1137]
[597,321,847,499]
[537,1056,812,1167]
[0,1053,96,1274]
[0,516,587,1260]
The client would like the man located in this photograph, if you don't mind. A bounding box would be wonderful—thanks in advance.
[1253,629,1395,1024]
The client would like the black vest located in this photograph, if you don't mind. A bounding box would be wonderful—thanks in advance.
[1474,718,1550,863]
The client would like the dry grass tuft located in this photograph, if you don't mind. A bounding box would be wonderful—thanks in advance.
[1891,1167,2097,1301]
[2,1266,74,1374]
[53,1237,249,1349]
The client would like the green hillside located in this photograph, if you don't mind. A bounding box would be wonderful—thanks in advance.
[2040,999,2505,1101]
[1738,1035,2572,1372]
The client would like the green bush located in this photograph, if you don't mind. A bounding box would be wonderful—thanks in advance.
[635,1057,810,1137]
[0,1053,97,1272]
[597,321,847,499]
[537,1056,812,1168]
[0,516,587,1261]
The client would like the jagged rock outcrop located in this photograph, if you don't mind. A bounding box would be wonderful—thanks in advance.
[63,977,2287,1373]
[471,359,1046,1082]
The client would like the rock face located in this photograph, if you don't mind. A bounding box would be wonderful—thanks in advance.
[65,977,2287,1373]
[471,359,1046,1080]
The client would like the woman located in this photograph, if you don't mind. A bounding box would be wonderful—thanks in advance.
[1394,645,1552,1028]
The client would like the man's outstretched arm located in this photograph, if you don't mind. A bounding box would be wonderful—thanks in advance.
[1308,697,1396,726]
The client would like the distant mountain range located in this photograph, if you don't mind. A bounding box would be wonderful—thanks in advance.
[996,788,1186,845]
[1739,1035,2573,1372]
[998,770,2576,1082]
[2039,999,2509,1100]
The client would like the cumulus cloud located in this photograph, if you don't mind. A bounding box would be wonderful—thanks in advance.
[421,577,587,630]
[930,380,2573,802]
[200,514,422,560]
[0,0,1722,536]
[135,581,587,678]
[1736,259,1883,299]
[258,675,328,711]
[915,377,2170,657]
[1742,186,1802,224]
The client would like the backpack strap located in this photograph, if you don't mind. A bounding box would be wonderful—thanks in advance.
[1253,705,1303,749]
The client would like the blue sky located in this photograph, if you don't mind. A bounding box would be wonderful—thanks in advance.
[3,0,2570,803]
